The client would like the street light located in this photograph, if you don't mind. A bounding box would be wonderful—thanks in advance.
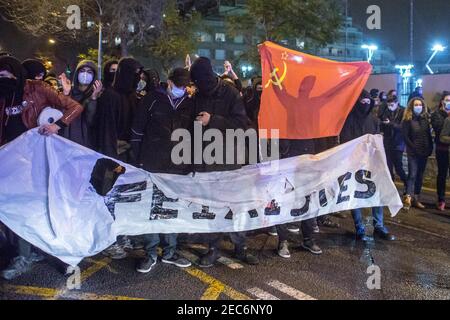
[241,65,253,78]
[48,39,56,45]
[426,44,446,74]
[361,44,378,63]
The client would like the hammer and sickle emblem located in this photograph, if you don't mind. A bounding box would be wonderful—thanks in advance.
[265,61,288,90]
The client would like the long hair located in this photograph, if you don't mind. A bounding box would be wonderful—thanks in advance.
[438,91,450,110]
[403,97,428,122]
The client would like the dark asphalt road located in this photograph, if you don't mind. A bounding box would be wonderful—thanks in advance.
[0,189,449,300]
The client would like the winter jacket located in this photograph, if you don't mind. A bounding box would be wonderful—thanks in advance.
[402,115,433,157]
[192,79,250,172]
[61,60,98,148]
[439,117,450,145]
[0,80,83,145]
[131,88,194,174]
[379,107,406,151]
[340,104,380,144]
[431,108,449,152]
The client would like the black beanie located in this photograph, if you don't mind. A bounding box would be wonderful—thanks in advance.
[22,59,46,80]
[359,90,371,100]
[169,68,190,87]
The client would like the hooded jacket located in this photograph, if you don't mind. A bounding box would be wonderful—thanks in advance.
[103,60,118,89]
[113,57,143,142]
[431,108,449,152]
[130,88,195,174]
[22,59,47,80]
[61,60,98,147]
[0,56,82,145]
[340,96,380,144]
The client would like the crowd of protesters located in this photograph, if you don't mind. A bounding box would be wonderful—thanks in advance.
[0,51,449,280]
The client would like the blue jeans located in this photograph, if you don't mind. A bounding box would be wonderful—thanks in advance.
[142,234,177,261]
[406,155,428,196]
[352,207,388,235]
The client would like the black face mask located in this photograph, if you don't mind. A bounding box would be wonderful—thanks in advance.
[0,77,18,97]
[359,102,371,114]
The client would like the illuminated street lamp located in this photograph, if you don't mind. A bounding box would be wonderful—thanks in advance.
[241,65,253,78]
[361,44,378,63]
[425,44,446,74]
[48,39,56,45]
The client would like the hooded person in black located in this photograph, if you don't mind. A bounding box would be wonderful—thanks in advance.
[22,59,47,81]
[90,61,122,158]
[112,57,143,162]
[61,60,102,148]
[102,60,118,89]
[340,90,395,242]
[189,57,259,268]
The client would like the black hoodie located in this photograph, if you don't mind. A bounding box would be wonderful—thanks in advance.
[22,59,47,80]
[61,60,98,147]
[103,60,118,89]
[113,57,143,143]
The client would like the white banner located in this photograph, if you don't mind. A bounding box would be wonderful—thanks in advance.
[0,130,402,266]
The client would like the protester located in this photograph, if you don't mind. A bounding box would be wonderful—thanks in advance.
[130,68,193,273]
[91,60,122,158]
[190,57,258,267]
[0,55,83,280]
[379,96,407,193]
[340,90,395,241]
[60,60,102,148]
[408,86,424,102]
[112,57,143,162]
[22,59,46,81]
[221,60,242,92]
[102,59,118,89]
[431,92,450,210]
[402,98,433,210]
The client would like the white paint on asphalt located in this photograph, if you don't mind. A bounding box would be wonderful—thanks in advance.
[267,280,316,300]
[247,287,280,300]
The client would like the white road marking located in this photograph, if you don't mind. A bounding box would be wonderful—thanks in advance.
[267,280,316,300]
[247,287,280,300]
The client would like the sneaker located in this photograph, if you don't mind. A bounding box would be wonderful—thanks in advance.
[29,252,45,263]
[277,241,291,259]
[356,233,370,242]
[287,225,300,233]
[403,195,412,210]
[413,196,425,209]
[301,239,322,255]
[0,256,34,280]
[136,257,157,273]
[318,217,340,228]
[102,243,128,260]
[162,254,192,268]
[437,201,446,211]
[120,236,134,251]
[199,249,220,268]
[268,226,278,236]
[235,249,259,265]
[374,229,396,241]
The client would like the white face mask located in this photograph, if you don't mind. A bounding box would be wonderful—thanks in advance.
[444,101,450,111]
[388,103,398,111]
[78,72,94,85]
[136,80,147,92]
[171,85,186,99]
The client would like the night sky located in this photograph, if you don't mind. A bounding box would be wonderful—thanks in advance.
[348,0,450,63]
[1,0,450,64]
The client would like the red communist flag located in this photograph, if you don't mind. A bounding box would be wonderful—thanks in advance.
[258,41,372,139]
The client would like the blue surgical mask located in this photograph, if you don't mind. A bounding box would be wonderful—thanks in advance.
[78,72,94,85]
[413,106,423,115]
[388,103,398,112]
[171,85,186,99]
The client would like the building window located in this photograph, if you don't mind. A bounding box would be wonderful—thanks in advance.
[234,50,243,57]
[198,49,211,58]
[198,32,212,42]
[215,49,226,60]
[215,33,226,42]
[234,35,244,44]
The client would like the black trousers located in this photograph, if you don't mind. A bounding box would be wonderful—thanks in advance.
[207,232,246,252]
[436,149,450,202]
[277,218,314,242]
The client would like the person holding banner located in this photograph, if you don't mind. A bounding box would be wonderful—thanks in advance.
[189,57,259,267]
[130,67,193,273]
[0,55,83,280]
[340,90,395,242]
